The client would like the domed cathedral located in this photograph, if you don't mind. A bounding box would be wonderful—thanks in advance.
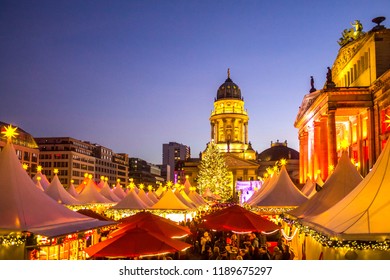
[210,68,257,160]
[257,140,300,185]
[295,17,390,184]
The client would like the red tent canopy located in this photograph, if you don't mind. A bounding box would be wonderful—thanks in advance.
[111,211,190,238]
[200,204,280,233]
[84,227,192,258]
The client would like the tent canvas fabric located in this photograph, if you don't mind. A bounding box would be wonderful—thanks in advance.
[247,175,276,205]
[300,178,317,198]
[151,189,190,210]
[111,211,191,238]
[137,188,155,207]
[0,141,114,237]
[84,226,191,258]
[174,189,197,209]
[99,182,121,203]
[147,190,159,204]
[112,184,127,200]
[249,165,308,207]
[200,204,280,233]
[67,183,79,197]
[111,189,149,210]
[32,171,50,191]
[303,138,390,241]
[44,174,81,205]
[288,151,363,219]
[77,179,112,204]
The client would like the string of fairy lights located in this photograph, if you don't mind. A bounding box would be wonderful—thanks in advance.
[282,216,390,251]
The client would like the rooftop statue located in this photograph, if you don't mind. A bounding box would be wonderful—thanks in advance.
[337,20,364,47]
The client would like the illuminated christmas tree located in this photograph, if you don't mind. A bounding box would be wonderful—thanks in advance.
[197,141,232,201]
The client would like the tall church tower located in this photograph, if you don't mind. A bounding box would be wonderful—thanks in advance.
[210,69,256,160]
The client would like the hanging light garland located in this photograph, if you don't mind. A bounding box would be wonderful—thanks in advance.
[0,234,26,247]
[282,216,390,251]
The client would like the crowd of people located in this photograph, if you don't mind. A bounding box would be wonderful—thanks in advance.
[177,208,296,261]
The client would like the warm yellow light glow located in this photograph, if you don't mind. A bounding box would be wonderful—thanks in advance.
[116,179,120,183]
[71,179,74,183]
[280,158,287,166]
[104,177,108,181]
[185,175,189,179]
[100,176,104,180]
[53,168,59,174]
[340,139,349,150]
[385,114,390,129]
[329,164,335,173]
[22,163,28,170]
[317,169,321,174]
[166,181,173,188]
[1,124,19,141]
[129,178,134,182]
[148,185,153,191]
[84,173,88,178]
[139,183,145,190]
[37,176,41,181]
[37,166,42,172]
[88,174,93,179]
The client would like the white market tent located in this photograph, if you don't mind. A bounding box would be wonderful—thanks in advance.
[147,190,159,204]
[290,139,390,260]
[44,174,81,205]
[99,181,121,203]
[32,170,50,191]
[303,139,390,240]
[77,179,112,204]
[174,189,197,209]
[112,183,127,200]
[67,182,79,198]
[137,188,155,208]
[300,178,317,198]
[0,140,113,238]
[288,151,363,219]
[110,188,149,210]
[249,165,308,208]
[151,189,190,211]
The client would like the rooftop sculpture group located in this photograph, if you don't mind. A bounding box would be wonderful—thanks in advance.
[337,20,364,47]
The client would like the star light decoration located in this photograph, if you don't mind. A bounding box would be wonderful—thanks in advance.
[1,124,19,142]
[385,114,390,129]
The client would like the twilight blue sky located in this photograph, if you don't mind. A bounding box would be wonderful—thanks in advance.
[1,0,389,164]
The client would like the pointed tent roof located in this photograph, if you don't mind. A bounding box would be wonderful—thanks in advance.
[137,188,155,207]
[315,174,325,187]
[32,171,50,191]
[45,174,81,205]
[300,178,317,198]
[151,189,190,210]
[99,181,121,203]
[97,177,105,190]
[188,190,207,206]
[174,189,197,209]
[112,183,127,200]
[67,182,79,197]
[183,177,192,194]
[248,173,277,206]
[288,151,363,219]
[155,185,165,198]
[77,178,112,204]
[147,190,159,204]
[111,188,149,210]
[0,141,113,237]
[249,165,308,207]
[302,139,390,240]
[35,179,44,191]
